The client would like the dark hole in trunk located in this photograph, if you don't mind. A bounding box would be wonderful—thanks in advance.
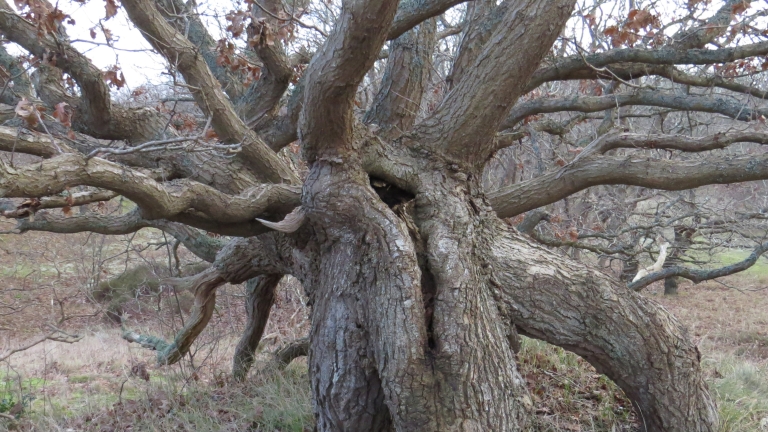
[369,176,415,208]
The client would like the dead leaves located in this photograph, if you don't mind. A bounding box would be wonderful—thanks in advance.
[52,102,72,128]
[215,40,262,86]
[14,98,44,128]
[602,8,661,48]
[105,0,120,20]
[14,0,73,37]
[103,65,126,89]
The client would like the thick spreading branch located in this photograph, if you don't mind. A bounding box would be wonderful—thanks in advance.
[415,0,576,164]
[0,153,300,226]
[364,19,436,134]
[300,0,400,160]
[489,227,718,430]
[489,152,768,218]
[502,91,768,130]
[10,209,225,262]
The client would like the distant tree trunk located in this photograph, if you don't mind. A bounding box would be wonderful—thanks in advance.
[620,256,639,282]
[664,227,696,295]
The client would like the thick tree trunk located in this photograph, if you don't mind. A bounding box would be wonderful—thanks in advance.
[300,163,529,431]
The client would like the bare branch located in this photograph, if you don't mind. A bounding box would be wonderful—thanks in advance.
[388,0,467,40]
[526,41,768,92]
[628,242,768,291]
[0,153,301,225]
[489,152,768,218]
[0,189,117,218]
[501,90,768,130]
[0,326,82,362]
[121,0,298,184]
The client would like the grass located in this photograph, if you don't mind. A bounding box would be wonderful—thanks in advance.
[0,225,766,430]
[713,358,768,432]
[28,362,313,432]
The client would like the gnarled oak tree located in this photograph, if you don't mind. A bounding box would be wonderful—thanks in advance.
[2,0,768,430]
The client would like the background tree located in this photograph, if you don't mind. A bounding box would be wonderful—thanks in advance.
[0,0,767,430]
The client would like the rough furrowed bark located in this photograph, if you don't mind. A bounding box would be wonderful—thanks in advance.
[411,171,531,430]
[300,152,538,430]
[301,163,435,431]
[487,225,718,431]
[232,274,282,381]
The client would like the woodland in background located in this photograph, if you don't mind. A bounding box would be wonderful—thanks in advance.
[0,0,765,430]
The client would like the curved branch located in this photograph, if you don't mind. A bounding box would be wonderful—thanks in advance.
[628,241,768,291]
[489,152,768,218]
[232,274,281,381]
[526,41,768,92]
[123,267,224,365]
[124,233,295,365]
[502,90,768,130]
[273,336,309,369]
[488,227,717,430]
[0,153,301,223]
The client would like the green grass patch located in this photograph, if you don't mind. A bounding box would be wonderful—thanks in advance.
[707,355,768,432]
[715,250,768,277]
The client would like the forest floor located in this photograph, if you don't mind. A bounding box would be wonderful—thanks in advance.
[0,228,766,431]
